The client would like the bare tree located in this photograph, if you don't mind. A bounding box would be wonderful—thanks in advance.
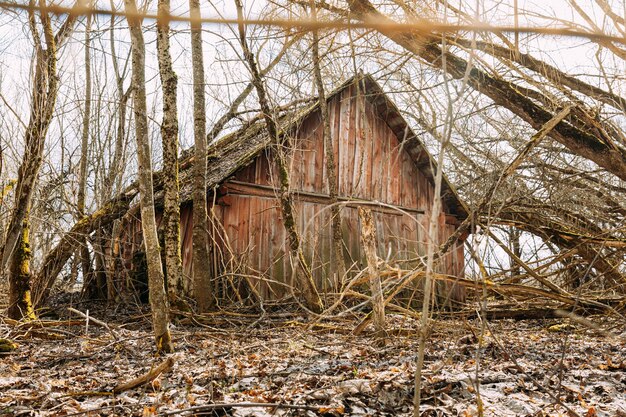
[124,0,173,352]
[157,0,184,304]
[309,0,346,289]
[3,0,79,319]
[78,11,97,300]
[190,0,214,312]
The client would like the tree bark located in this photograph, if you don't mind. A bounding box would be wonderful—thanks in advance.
[157,0,184,304]
[189,0,214,312]
[3,0,79,319]
[309,5,346,290]
[124,0,173,353]
[358,207,385,333]
[101,10,132,302]
[78,12,97,300]
[234,0,323,313]
[7,216,36,320]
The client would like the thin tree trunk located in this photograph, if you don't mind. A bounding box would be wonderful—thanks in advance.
[78,12,96,300]
[102,10,131,302]
[234,0,323,313]
[509,227,522,282]
[104,4,131,199]
[309,6,346,290]
[157,0,184,304]
[414,33,455,415]
[358,207,384,333]
[189,0,214,312]
[124,0,173,353]
[7,216,36,320]
[1,34,55,276]
[93,229,108,294]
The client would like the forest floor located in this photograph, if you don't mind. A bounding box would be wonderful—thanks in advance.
[1,297,625,417]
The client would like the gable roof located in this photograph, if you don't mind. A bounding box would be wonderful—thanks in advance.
[174,74,468,220]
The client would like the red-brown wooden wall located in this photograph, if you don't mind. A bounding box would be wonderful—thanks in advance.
[117,83,465,302]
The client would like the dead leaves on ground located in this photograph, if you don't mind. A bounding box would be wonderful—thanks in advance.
[0,313,624,416]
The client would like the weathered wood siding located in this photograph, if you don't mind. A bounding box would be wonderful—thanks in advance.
[207,84,464,300]
[117,83,465,302]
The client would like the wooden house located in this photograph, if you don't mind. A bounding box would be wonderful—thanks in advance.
[116,74,468,305]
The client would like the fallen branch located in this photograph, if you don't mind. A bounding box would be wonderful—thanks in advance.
[3,317,85,328]
[67,307,119,340]
[163,402,339,416]
[381,266,623,315]
[33,184,140,307]
[112,356,175,394]
[443,307,586,321]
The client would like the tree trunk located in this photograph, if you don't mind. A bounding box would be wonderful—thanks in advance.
[157,0,184,304]
[101,13,132,302]
[78,12,96,300]
[309,9,346,290]
[508,227,522,282]
[358,207,385,333]
[7,217,36,320]
[3,0,79,319]
[124,0,173,353]
[190,0,214,313]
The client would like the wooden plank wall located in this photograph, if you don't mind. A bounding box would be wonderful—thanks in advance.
[209,84,464,300]
[115,84,465,303]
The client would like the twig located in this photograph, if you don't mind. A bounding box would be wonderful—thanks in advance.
[67,307,119,341]
[112,356,175,394]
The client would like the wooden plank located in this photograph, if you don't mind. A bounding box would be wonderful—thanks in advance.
[238,195,251,256]
[269,203,285,297]
[402,147,418,208]
[312,115,325,193]
[264,198,276,299]
[417,175,427,212]
[388,130,401,206]
[381,117,391,204]
[291,137,304,191]
[234,161,255,183]
[319,203,332,290]
[339,87,355,196]
[249,196,262,297]
[362,100,374,199]
[328,92,341,196]
[399,144,409,207]
[333,97,341,195]
[304,128,318,193]
[351,89,365,198]
[254,151,269,186]
[370,103,384,202]
[321,111,329,195]
[222,180,424,215]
